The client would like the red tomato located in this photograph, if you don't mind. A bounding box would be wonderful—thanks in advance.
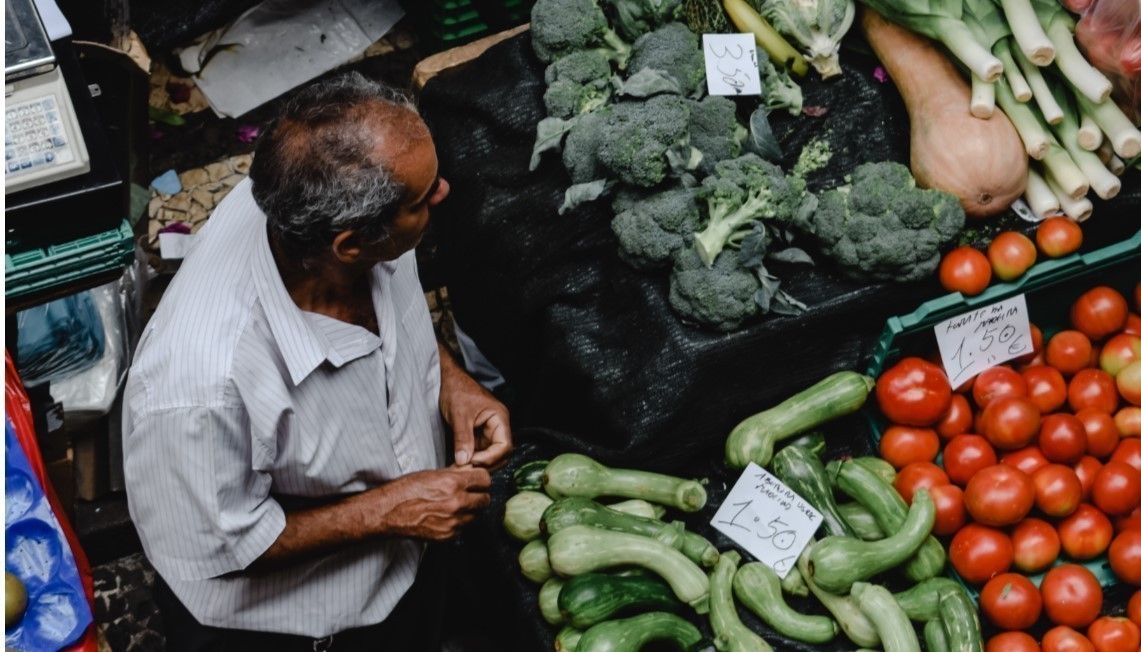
[940,246,993,296]
[1118,361,1141,407]
[1033,464,1084,518]
[1086,616,1141,652]
[951,524,1014,584]
[1003,445,1052,476]
[1110,530,1141,585]
[1117,407,1141,437]
[975,367,1030,410]
[1057,504,1113,560]
[894,462,950,504]
[1076,409,1121,459]
[1036,216,1083,258]
[1040,565,1103,629]
[1012,518,1061,574]
[879,425,940,469]
[1126,314,1141,337]
[1112,438,1141,473]
[1024,365,1070,414]
[988,231,1037,282]
[984,396,1042,451]
[1071,286,1129,341]
[1115,505,1141,534]
[1070,369,1120,414]
[1042,626,1095,652]
[931,483,968,536]
[1019,323,1046,364]
[1039,414,1089,464]
[987,632,1041,652]
[1092,461,1141,516]
[937,393,974,440]
[1048,331,1095,377]
[981,572,1042,631]
[1136,283,1141,313]
[1100,334,1141,377]
[876,357,953,426]
[945,434,999,486]
[1074,456,1104,502]
[966,464,1035,526]
[1129,590,1141,629]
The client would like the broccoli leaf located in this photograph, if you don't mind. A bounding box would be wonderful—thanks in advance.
[768,247,814,265]
[615,68,684,97]
[531,116,580,171]
[559,179,613,214]
[744,108,783,162]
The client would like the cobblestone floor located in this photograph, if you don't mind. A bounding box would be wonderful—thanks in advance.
[93,553,164,652]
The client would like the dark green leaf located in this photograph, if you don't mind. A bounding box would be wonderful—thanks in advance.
[744,108,783,162]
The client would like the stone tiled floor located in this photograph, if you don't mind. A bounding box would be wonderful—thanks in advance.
[93,553,164,652]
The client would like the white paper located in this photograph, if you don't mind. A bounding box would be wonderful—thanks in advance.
[158,232,195,260]
[711,462,822,578]
[935,294,1033,388]
[1011,198,1043,223]
[703,34,762,97]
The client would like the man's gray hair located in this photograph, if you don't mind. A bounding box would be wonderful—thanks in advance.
[249,71,427,267]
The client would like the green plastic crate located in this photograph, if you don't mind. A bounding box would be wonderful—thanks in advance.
[863,229,1141,595]
[5,220,135,299]
[409,0,534,52]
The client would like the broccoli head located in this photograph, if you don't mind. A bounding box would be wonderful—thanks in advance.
[611,186,700,269]
[563,108,611,183]
[531,0,632,66]
[597,94,692,187]
[604,0,686,41]
[687,96,747,175]
[692,154,809,267]
[627,23,706,98]
[794,161,966,283]
[543,51,615,119]
[669,248,759,331]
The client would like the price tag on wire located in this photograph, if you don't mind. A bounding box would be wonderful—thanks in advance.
[934,294,1033,389]
[710,462,821,578]
[703,34,762,97]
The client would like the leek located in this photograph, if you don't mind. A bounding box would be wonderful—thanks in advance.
[1073,90,1141,159]
[1012,43,1062,124]
[1078,110,1103,151]
[1050,83,1121,199]
[971,74,996,118]
[1001,0,1055,65]
[1030,1,1113,103]
[994,39,1032,101]
[758,0,856,78]
[995,76,1051,158]
[1108,155,1125,176]
[1024,166,1061,218]
[1044,174,1093,221]
[961,0,1007,115]
[1041,132,1090,199]
[858,0,1003,81]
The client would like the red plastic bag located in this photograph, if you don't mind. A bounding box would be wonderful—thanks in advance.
[1073,0,1141,122]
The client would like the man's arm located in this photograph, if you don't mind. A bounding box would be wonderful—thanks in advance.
[437,339,513,469]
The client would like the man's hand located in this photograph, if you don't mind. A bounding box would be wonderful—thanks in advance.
[372,466,492,541]
[438,341,512,469]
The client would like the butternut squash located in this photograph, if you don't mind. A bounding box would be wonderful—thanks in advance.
[861,8,1028,219]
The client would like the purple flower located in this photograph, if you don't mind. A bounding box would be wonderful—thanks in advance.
[873,66,889,84]
[158,222,192,235]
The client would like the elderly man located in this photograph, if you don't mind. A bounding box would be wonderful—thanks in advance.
[123,72,511,651]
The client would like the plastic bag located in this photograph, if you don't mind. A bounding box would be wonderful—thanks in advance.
[1074,0,1141,122]
[16,293,105,385]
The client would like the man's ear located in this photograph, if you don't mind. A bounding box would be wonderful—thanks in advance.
[330,230,363,264]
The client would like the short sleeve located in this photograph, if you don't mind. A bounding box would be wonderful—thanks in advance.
[124,405,285,581]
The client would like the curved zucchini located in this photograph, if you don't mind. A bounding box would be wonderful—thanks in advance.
[576,612,703,652]
[542,497,719,567]
[924,619,951,652]
[710,551,773,652]
[781,567,809,597]
[808,490,935,594]
[558,573,682,629]
[771,445,854,538]
[853,457,898,485]
[851,582,921,652]
[797,543,880,648]
[503,491,554,542]
[547,525,710,613]
[519,539,552,583]
[939,588,983,652]
[837,502,885,541]
[515,460,549,492]
[608,499,664,520]
[733,561,838,644]
[556,626,583,652]
[543,454,707,512]
[831,459,946,582]
[540,578,567,625]
[893,578,967,622]
[725,371,875,469]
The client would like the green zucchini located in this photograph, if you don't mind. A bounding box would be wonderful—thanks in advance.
[837,502,886,541]
[771,445,854,538]
[547,525,710,614]
[709,551,773,652]
[558,572,683,629]
[808,489,935,594]
[830,459,946,582]
[781,567,809,597]
[787,431,826,457]
[556,626,583,652]
[540,578,567,625]
[733,561,838,644]
[575,612,703,652]
[797,543,880,648]
[515,460,549,492]
[541,497,719,567]
[519,539,552,583]
[893,578,967,622]
[851,582,921,652]
[853,457,898,486]
[607,499,664,520]
[503,491,553,542]
[725,371,875,469]
[939,588,983,652]
[924,619,951,652]
[543,454,707,512]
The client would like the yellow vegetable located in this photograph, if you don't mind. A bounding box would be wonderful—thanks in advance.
[723,0,809,76]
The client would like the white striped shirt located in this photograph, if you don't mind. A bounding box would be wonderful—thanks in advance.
[122,177,445,637]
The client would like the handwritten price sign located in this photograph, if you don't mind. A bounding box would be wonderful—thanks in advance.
[935,294,1032,389]
[702,34,762,97]
[710,463,822,578]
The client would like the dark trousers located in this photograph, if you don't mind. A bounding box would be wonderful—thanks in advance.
[154,546,446,652]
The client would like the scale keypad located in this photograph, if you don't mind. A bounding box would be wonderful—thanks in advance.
[4,93,75,177]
